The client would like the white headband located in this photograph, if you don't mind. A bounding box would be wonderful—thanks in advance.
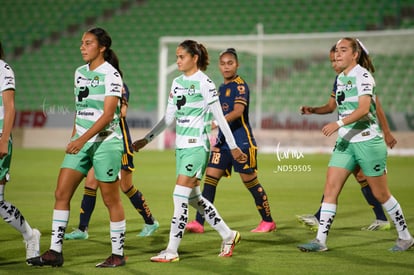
[356,38,369,55]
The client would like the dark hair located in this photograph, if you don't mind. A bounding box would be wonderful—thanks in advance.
[0,41,4,60]
[179,40,209,71]
[330,44,336,54]
[220,48,238,61]
[339,37,375,73]
[87,27,123,77]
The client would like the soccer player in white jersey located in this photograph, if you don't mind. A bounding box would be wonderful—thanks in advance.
[0,41,41,263]
[27,28,126,268]
[133,40,247,262]
[297,44,396,232]
[298,37,413,252]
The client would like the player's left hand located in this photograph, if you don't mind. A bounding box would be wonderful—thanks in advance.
[322,121,339,137]
[132,138,148,152]
[230,147,247,163]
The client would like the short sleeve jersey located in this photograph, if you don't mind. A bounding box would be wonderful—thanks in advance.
[336,64,381,142]
[73,61,123,142]
[0,60,15,133]
[168,70,218,151]
[216,75,256,150]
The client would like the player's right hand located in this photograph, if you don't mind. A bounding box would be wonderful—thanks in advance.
[132,138,148,152]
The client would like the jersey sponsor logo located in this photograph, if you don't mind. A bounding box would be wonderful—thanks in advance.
[222,102,229,112]
[77,110,94,116]
[173,86,186,94]
[361,83,372,92]
[188,138,197,143]
[110,82,122,93]
[209,88,217,97]
[77,86,89,102]
[76,76,89,84]
[178,118,190,124]
[176,95,186,110]
[4,76,14,85]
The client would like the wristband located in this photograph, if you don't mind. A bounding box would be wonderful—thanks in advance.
[336,119,344,127]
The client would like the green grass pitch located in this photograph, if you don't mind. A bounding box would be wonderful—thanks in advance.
[1,148,413,274]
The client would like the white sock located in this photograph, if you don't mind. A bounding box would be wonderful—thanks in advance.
[316,202,337,245]
[0,185,4,201]
[110,220,126,256]
[0,200,32,240]
[50,209,69,253]
[166,185,192,253]
[189,186,232,242]
[382,196,412,240]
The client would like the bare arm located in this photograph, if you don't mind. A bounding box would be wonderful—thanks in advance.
[300,97,336,115]
[376,97,397,148]
[322,95,371,136]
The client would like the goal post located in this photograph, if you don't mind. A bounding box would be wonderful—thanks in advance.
[156,28,414,150]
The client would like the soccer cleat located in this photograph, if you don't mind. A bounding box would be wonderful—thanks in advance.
[26,249,64,267]
[185,220,204,233]
[96,254,126,267]
[219,231,241,257]
[25,228,41,260]
[296,214,319,232]
[64,229,88,240]
[137,220,159,237]
[297,239,328,252]
[150,250,179,263]
[251,220,277,232]
[389,237,414,252]
[361,220,391,231]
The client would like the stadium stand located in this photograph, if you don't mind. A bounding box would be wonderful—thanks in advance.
[2,0,414,113]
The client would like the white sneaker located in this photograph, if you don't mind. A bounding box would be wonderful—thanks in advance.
[150,250,179,262]
[25,228,41,260]
[389,237,414,251]
[296,214,319,231]
[361,220,391,231]
[219,230,241,257]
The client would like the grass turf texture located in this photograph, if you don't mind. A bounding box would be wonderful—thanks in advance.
[1,148,413,274]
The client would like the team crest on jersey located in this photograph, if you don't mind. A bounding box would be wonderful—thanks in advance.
[188,85,195,96]
[237,85,245,94]
[91,76,99,87]
[345,80,353,91]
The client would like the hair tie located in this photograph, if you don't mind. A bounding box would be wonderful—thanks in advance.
[356,38,369,55]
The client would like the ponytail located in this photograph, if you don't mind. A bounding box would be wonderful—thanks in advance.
[179,40,210,71]
[87,27,123,77]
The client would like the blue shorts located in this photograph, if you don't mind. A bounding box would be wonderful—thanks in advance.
[207,146,257,177]
[120,117,134,171]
